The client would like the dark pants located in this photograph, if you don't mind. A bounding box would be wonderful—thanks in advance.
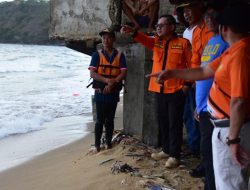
[199,112,216,190]
[157,90,186,159]
[95,101,118,148]
[183,88,200,154]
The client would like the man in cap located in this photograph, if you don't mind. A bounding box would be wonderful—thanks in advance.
[88,28,127,152]
[148,2,250,189]
[177,0,214,178]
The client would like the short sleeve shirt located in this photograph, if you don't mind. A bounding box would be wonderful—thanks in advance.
[207,37,250,118]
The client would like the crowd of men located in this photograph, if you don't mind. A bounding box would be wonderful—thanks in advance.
[89,0,250,189]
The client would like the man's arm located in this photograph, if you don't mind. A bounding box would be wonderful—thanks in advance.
[90,69,109,84]
[115,69,127,83]
[229,98,249,167]
[120,26,155,50]
[147,65,215,85]
[133,31,155,50]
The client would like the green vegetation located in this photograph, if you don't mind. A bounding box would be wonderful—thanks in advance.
[0,0,56,44]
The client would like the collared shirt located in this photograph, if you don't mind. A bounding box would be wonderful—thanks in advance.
[191,21,213,68]
[207,37,250,119]
[134,31,191,94]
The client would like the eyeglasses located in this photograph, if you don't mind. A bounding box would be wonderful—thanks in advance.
[155,23,172,28]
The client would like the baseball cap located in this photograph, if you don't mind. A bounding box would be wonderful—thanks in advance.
[99,28,116,37]
[176,0,202,10]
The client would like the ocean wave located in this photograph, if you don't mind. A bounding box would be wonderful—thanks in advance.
[0,116,47,139]
[0,44,93,140]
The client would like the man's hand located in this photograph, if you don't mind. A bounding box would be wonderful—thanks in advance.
[194,108,199,122]
[103,85,112,94]
[120,25,135,35]
[106,78,117,87]
[146,70,171,85]
[182,86,189,96]
[103,78,119,94]
[230,144,250,168]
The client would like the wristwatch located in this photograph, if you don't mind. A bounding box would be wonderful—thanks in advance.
[226,137,241,146]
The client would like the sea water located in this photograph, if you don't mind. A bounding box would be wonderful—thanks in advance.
[0,44,93,171]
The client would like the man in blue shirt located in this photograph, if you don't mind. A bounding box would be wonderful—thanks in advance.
[89,28,127,152]
[195,5,228,190]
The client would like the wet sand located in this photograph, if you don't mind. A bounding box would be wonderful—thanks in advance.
[0,102,204,190]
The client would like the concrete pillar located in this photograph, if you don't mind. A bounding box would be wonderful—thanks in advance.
[122,44,159,146]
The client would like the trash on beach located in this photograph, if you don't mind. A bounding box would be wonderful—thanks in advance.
[99,158,114,165]
[125,153,145,157]
[149,184,174,190]
[136,179,173,190]
[111,161,138,174]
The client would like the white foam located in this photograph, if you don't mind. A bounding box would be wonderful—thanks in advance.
[0,44,93,140]
[0,115,91,172]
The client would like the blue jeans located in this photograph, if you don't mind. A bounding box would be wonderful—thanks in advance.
[183,88,200,154]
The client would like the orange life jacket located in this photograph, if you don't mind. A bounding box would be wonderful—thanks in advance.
[97,49,121,78]
[92,49,123,92]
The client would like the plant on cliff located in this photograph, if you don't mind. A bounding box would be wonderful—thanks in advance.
[0,0,55,44]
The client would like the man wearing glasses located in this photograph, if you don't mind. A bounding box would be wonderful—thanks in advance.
[147,2,250,189]
[120,15,191,168]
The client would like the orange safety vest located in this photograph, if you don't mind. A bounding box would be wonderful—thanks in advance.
[97,49,122,78]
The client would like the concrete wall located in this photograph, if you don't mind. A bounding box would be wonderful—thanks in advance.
[49,0,174,41]
[122,44,159,146]
[49,0,111,41]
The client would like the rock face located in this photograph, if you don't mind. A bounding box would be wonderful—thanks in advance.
[49,0,112,41]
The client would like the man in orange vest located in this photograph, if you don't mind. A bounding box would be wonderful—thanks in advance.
[121,15,191,168]
[148,2,250,189]
[89,28,127,152]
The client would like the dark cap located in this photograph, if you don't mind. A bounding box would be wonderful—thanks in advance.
[176,1,202,10]
[99,28,115,38]
[217,2,250,33]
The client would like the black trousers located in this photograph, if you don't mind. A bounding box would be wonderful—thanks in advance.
[95,101,118,148]
[156,90,186,159]
[199,112,216,190]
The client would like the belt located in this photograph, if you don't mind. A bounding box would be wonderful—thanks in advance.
[210,118,230,128]
[210,116,250,128]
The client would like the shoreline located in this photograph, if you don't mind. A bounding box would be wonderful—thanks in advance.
[0,114,92,172]
[0,101,204,190]
[0,101,131,190]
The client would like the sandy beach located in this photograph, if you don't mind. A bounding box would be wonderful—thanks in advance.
[0,102,204,190]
